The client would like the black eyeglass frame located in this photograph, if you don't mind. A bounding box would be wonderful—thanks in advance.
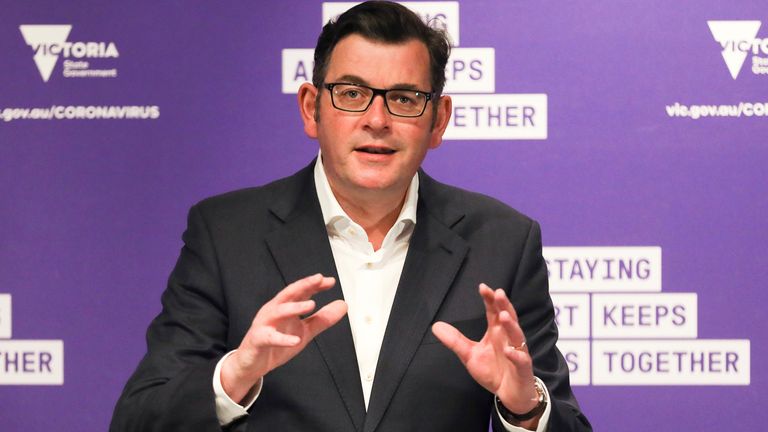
[323,82,435,118]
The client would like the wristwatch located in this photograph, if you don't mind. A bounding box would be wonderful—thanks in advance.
[496,380,548,423]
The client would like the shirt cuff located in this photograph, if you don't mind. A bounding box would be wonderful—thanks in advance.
[213,350,263,426]
[495,376,552,432]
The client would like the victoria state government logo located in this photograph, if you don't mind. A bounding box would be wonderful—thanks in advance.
[708,20,768,79]
[19,24,119,82]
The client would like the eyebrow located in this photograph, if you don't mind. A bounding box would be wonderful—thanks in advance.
[332,74,425,91]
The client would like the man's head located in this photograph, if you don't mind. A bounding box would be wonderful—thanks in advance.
[312,1,451,98]
[297,1,453,205]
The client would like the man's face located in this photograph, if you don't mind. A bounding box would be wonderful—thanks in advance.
[299,34,451,199]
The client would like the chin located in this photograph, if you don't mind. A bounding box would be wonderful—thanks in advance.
[352,175,398,191]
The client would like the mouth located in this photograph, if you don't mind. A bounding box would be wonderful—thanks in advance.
[355,146,397,155]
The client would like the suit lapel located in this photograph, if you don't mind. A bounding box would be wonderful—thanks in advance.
[363,174,469,432]
[264,165,366,432]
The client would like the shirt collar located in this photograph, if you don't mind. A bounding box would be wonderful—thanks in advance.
[314,150,419,232]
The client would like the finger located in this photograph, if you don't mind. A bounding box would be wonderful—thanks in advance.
[273,273,322,302]
[493,288,519,323]
[276,274,336,302]
[304,299,348,339]
[431,321,474,364]
[269,300,316,321]
[479,283,499,325]
[499,310,527,349]
[260,328,301,347]
[503,344,533,370]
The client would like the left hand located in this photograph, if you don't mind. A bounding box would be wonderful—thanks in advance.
[432,283,540,415]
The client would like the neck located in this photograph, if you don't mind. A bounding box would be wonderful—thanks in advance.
[330,182,409,251]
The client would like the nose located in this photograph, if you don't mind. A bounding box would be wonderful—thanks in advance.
[362,94,391,133]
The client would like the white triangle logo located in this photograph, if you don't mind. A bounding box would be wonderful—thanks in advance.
[707,20,762,79]
[19,25,72,82]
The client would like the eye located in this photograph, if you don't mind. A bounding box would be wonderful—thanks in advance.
[391,92,417,106]
[341,89,361,99]
[336,85,367,100]
[396,95,414,105]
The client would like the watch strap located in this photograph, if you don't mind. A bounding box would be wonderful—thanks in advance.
[496,381,548,423]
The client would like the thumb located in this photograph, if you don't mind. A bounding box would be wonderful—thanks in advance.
[432,321,473,363]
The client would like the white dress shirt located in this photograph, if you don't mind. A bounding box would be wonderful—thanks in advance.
[314,153,417,409]
[212,154,551,431]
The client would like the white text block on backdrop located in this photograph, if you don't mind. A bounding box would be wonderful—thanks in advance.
[592,339,750,385]
[551,293,590,339]
[444,48,495,93]
[543,247,662,293]
[0,340,64,385]
[282,49,314,94]
[556,340,591,385]
[591,293,698,339]
[322,2,460,46]
[444,94,547,140]
[0,295,10,339]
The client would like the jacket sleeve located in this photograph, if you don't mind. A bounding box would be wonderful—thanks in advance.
[491,220,592,432]
[110,204,231,431]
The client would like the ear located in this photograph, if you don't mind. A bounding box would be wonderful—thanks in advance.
[428,94,452,150]
[298,82,319,139]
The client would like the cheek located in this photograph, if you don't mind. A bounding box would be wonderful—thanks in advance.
[402,129,435,155]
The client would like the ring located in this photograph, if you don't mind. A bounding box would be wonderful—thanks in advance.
[510,340,527,351]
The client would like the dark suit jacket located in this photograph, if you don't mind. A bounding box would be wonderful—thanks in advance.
[111,162,591,432]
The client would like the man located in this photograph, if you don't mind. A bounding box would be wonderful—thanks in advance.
[111,2,591,431]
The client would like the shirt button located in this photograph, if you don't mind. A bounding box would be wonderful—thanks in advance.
[366,262,373,269]
[347,227,355,235]
[364,315,373,324]
[365,372,374,381]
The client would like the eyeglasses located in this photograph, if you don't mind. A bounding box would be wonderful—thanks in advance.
[323,82,434,118]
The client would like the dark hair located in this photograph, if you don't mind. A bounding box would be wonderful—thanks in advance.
[312,1,451,97]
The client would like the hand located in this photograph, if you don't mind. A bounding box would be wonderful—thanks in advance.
[432,284,540,417]
[221,273,347,403]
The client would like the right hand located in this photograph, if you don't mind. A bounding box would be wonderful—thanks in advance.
[221,273,347,402]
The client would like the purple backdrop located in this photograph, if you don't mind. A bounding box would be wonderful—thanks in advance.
[1,1,765,430]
